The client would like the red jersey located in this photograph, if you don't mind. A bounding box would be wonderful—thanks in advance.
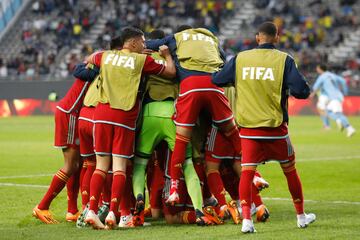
[57,78,90,114]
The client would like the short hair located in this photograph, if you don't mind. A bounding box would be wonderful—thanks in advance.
[110,35,123,50]
[121,27,144,43]
[176,25,192,33]
[317,64,328,71]
[257,22,278,37]
[149,29,165,40]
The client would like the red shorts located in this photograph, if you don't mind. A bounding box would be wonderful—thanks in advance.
[162,178,192,215]
[241,136,295,166]
[78,106,95,157]
[205,125,241,163]
[93,102,140,158]
[173,76,233,127]
[54,108,79,149]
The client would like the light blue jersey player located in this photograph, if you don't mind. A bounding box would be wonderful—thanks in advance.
[312,64,355,137]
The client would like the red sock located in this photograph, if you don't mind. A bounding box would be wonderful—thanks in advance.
[67,166,81,214]
[79,161,87,193]
[149,162,165,210]
[254,171,261,178]
[239,169,255,220]
[81,159,96,208]
[110,170,126,216]
[251,183,263,207]
[180,210,196,224]
[38,170,70,210]
[194,162,206,184]
[89,169,107,213]
[284,167,304,214]
[102,172,113,204]
[170,133,190,180]
[222,125,242,154]
[221,165,239,200]
[120,166,133,216]
[207,171,227,207]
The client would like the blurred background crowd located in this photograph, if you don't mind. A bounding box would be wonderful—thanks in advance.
[0,0,359,89]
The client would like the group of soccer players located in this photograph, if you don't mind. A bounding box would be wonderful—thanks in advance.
[32,21,316,233]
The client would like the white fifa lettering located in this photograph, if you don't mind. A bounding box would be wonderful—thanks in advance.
[123,57,135,69]
[263,68,275,81]
[242,67,275,81]
[117,56,127,66]
[250,67,255,79]
[242,67,250,79]
[255,67,265,80]
[112,54,119,65]
[197,33,205,41]
[182,33,190,41]
[104,53,115,65]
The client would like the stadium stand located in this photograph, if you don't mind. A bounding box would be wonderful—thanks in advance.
[0,0,359,90]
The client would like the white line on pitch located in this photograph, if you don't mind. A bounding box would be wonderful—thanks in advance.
[0,183,48,188]
[1,182,360,206]
[263,197,360,205]
[0,174,53,179]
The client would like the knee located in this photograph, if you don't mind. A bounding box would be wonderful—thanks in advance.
[164,214,178,224]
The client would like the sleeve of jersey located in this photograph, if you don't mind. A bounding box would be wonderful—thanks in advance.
[88,51,103,67]
[284,56,310,99]
[73,63,99,82]
[145,35,174,50]
[212,56,236,86]
[142,55,165,75]
[337,76,348,95]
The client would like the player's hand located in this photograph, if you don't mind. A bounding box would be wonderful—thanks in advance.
[159,45,171,57]
[142,49,154,55]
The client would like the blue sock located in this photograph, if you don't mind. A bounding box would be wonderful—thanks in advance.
[320,114,330,127]
[336,113,350,128]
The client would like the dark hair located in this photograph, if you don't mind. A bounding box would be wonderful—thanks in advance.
[257,22,278,37]
[121,27,144,43]
[149,29,165,40]
[176,25,192,33]
[317,64,328,71]
[110,35,123,50]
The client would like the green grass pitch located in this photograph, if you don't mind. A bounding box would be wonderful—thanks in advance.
[0,116,359,240]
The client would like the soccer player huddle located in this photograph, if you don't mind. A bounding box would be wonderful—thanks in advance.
[32,22,316,234]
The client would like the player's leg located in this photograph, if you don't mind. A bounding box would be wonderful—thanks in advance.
[33,110,81,224]
[280,160,315,228]
[118,161,134,227]
[85,121,113,229]
[267,136,316,228]
[104,155,127,229]
[168,125,192,203]
[132,115,161,214]
[316,94,330,129]
[169,91,201,202]
[207,91,242,155]
[148,154,165,219]
[239,138,264,233]
[66,161,81,221]
[327,100,356,136]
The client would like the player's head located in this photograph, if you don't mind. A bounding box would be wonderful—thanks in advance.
[149,29,165,40]
[176,25,192,33]
[316,64,327,74]
[121,27,145,53]
[255,22,279,45]
[110,35,123,50]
